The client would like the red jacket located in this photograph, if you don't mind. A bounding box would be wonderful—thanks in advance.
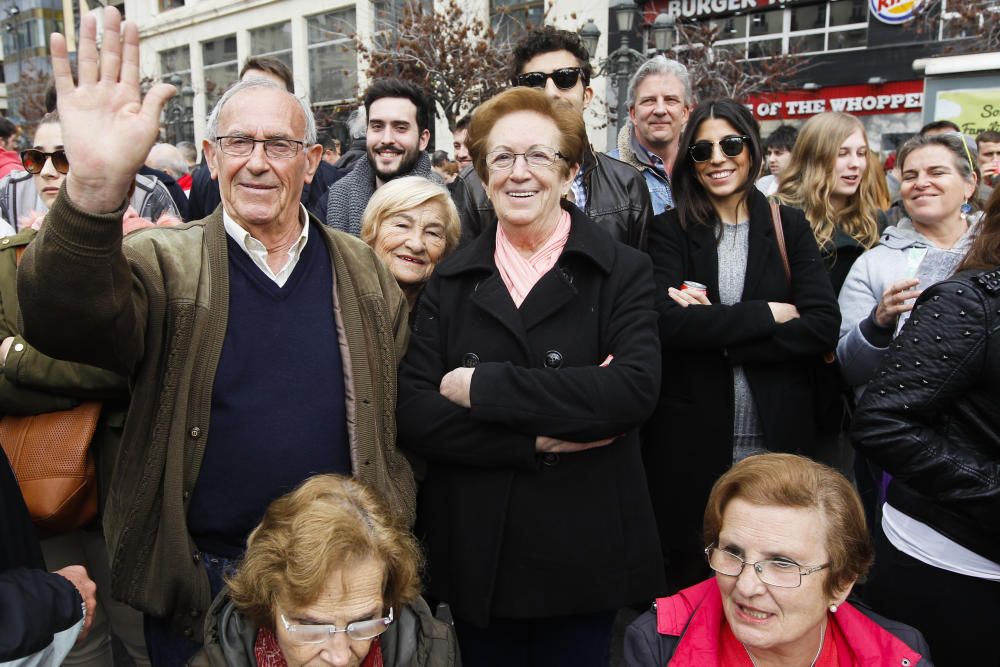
[625,579,930,666]
[0,149,22,179]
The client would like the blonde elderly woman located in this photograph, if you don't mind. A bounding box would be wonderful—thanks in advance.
[193,475,458,667]
[360,176,461,313]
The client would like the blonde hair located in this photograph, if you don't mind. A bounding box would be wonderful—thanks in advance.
[777,113,887,253]
[703,454,873,599]
[227,475,423,628]
[360,176,461,256]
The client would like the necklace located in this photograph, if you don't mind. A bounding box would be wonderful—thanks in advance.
[743,621,826,667]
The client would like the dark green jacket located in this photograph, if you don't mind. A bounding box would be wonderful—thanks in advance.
[16,192,414,642]
[0,228,128,509]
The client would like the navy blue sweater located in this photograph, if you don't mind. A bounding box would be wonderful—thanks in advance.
[188,228,350,557]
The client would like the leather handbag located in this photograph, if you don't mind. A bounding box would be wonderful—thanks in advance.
[0,401,101,537]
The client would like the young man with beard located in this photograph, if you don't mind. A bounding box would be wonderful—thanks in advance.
[325,78,438,235]
[452,27,652,249]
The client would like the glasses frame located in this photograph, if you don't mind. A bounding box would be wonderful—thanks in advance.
[215,135,306,159]
[513,67,587,91]
[688,135,751,163]
[484,146,569,172]
[279,607,394,644]
[20,148,69,175]
[704,546,829,589]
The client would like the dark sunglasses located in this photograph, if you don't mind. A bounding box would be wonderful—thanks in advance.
[688,136,751,163]
[21,148,69,175]
[513,67,587,90]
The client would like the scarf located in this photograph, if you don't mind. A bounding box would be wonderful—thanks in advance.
[254,627,384,667]
[494,209,571,308]
[325,152,434,236]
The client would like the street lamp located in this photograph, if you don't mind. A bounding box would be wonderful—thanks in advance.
[651,12,677,52]
[163,74,195,144]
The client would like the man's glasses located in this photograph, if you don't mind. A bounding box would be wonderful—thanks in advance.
[705,546,829,588]
[484,146,567,172]
[216,136,305,159]
[513,67,587,91]
[20,149,69,175]
[279,607,394,645]
[688,136,751,163]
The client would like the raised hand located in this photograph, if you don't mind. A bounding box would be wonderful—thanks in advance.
[50,7,176,213]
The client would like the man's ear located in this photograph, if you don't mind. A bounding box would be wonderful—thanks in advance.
[303,143,324,184]
[202,139,219,181]
[418,128,431,152]
[582,85,594,110]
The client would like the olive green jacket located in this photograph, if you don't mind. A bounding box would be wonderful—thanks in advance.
[16,192,414,642]
[0,228,129,507]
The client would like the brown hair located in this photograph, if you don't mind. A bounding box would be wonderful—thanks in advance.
[958,186,1000,272]
[227,475,422,628]
[467,87,586,184]
[703,453,873,599]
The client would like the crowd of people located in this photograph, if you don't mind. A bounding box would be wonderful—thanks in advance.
[0,6,997,667]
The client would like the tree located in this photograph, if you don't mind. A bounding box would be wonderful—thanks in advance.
[906,0,1000,54]
[357,0,514,131]
[7,65,52,139]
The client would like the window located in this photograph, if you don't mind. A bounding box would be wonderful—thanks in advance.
[202,34,238,111]
[159,0,185,11]
[250,22,293,74]
[159,46,194,144]
[307,9,357,105]
[491,0,544,45]
[712,0,868,58]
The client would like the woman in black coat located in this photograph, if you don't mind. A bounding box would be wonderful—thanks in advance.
[396,88,664,666]
[644,99,841,591]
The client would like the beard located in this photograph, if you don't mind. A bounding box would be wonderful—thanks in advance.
[368,143,422,182]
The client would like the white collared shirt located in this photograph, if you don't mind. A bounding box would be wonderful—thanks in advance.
[222,204,310,287]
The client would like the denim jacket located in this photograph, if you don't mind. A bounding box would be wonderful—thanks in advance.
[609,123,674,216]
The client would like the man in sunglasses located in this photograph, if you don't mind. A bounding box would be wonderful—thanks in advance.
[17,9,415,664]
[609,56,692,215]
[452,26,652,250]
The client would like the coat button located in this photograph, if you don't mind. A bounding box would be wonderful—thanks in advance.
[0,238,8,245]
[13,343,23,352]
[183,490,190,500]
[191,608,199,618]
[462,353,479,368]
[544,350,563,369]
[541,453,559,466]
[189,426,201,438]
[183,627,193,638]
[560,268,574,284]
[192,552,200,564]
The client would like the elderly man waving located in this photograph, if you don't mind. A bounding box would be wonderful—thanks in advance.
[16,9,414,665]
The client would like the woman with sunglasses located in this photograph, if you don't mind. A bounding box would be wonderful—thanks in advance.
[396,87,663,665]
[644,99,840,592]
[0,113,179,231]
[625,453,932,666]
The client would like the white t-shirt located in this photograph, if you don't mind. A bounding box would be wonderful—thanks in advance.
[882,503,1000,580]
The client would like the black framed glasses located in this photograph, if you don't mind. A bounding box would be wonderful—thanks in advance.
[705,546,829,588]
[216,135,305,159]
[279,607,394,644]
[688,135,751,163]
[513,67,587,90]
[484,146,568,172]
[20,148,69,175]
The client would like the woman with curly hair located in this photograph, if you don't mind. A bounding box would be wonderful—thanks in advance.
[776,112,889,294]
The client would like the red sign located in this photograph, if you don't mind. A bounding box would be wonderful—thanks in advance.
[745,80,924,120]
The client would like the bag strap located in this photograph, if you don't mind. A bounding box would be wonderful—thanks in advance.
[768,198,791,287]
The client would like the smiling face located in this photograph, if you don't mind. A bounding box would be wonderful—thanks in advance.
[629,73,690,153]
[373,200,448,289]
[453,128,472,168]
[485,110,577,235]
[32,122,66,209]
[830,129,867,208]
[275,557,387,667]
[518,50,593,117]
[366,97,430,185]
[692,117,751,213]
[900,144,977,228]
[717,499,848,663]
[204,88,321,232]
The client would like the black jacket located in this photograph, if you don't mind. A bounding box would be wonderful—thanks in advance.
[397,203,665,627]
[852,268,1000,563]
[645,190,841,587]
[451,146,653,250]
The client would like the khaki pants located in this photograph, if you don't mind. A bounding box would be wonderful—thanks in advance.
[41,527,150,667]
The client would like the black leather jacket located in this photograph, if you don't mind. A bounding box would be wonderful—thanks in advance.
[451,146,652,250]
[852,268,1000,562]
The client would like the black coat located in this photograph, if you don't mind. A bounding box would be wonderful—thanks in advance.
[644,190,840,588]
[397,204,665,627]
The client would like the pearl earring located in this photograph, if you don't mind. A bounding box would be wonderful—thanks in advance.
[829,603,839,613]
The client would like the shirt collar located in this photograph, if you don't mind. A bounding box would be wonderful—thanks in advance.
[221,203,310,252]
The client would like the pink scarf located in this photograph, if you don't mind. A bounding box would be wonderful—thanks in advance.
[494,210,571,307]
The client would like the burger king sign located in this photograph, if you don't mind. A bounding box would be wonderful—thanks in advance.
[870,0,924,24]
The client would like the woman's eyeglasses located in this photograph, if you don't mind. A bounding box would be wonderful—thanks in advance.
[688,136,751,163]
[280,607,394,644]
[20,149,69,175]
[484,146,567,172]
[513,67,586,91]
[705,546,829,588]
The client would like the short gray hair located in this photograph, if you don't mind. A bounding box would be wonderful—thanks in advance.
[348,106,367,139]
[205,78,317,145]
[626,56,693,110]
